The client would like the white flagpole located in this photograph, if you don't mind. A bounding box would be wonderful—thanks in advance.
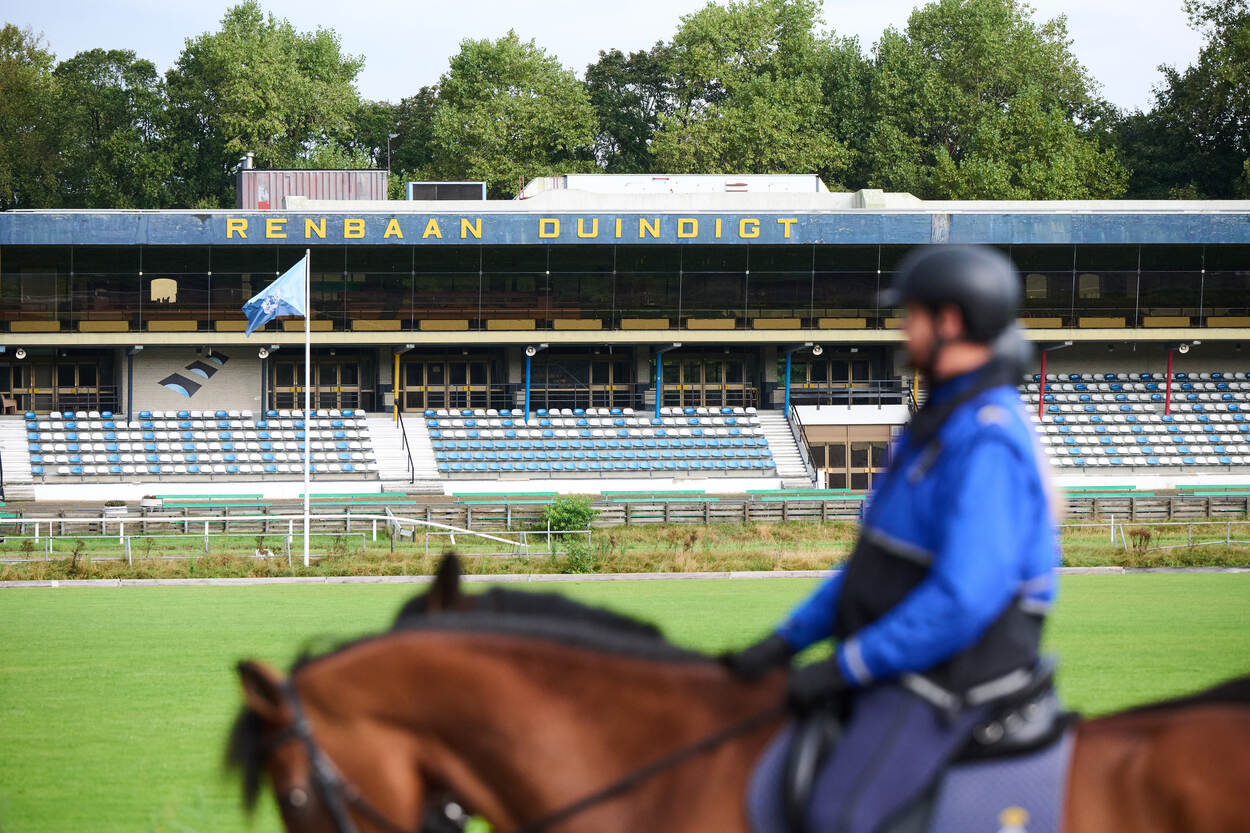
[303,249,311,567]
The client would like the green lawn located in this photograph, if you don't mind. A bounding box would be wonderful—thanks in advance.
[0,574,1247,833]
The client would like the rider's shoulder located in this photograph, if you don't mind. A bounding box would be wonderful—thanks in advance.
[946,388,1032,449]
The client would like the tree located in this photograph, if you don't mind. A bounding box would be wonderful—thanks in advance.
[164,1,365,207]
[860,0,1126,199]
[0,24,59,209]
[429,31,596,198]
[52,49,171,208]
[1117,0,1249,198]
[649,0,850,182]
[385,86,439,196]
[584,44,673,173]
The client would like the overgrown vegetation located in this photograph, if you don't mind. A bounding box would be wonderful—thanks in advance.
[3,520,1250,581]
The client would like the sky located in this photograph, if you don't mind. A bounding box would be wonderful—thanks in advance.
[1,0,1207,112]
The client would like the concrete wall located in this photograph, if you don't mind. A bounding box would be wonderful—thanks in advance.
[130,347,262,414]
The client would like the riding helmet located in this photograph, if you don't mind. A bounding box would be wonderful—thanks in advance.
[880,245,1022,343]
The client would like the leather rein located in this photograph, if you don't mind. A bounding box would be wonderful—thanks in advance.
[261,678,785,833]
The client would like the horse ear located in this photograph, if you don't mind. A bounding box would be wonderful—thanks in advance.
[427,554,462,612]
[237,660,287,722]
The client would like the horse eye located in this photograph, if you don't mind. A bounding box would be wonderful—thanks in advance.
[287,788,308,808]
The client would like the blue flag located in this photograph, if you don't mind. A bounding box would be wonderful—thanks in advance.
[242,255,308,336]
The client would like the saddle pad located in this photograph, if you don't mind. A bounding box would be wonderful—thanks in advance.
[746,723,794,833]
[927,729,1074,833]
[746,724,1074,833]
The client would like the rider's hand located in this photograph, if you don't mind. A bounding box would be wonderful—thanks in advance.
[787,658,848,713]
[721,634,794,680]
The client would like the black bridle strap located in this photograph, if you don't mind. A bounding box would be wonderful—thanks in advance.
[511,702,787,833]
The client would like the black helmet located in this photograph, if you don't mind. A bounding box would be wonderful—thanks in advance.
[880,245,1021,343]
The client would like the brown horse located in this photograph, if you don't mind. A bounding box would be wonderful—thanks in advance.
[229,562,1250,833]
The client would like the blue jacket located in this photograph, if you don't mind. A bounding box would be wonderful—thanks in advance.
[776,369,1059,689]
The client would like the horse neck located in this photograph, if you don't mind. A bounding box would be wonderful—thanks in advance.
[299,629,785,833]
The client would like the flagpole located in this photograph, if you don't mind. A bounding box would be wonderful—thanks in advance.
[303,249,311,567]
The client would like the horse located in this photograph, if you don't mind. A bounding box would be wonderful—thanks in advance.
[229,558,1250,833]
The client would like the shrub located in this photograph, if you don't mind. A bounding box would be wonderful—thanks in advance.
[560,538,599,574]
[540,496,597,532]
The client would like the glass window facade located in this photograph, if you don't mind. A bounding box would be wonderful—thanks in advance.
[2,243,1249,331]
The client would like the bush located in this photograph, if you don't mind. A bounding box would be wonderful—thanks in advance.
[560,538,599,574]
[540,496,597,532]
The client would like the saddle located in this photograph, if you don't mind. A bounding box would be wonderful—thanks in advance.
[749,659,1074,833]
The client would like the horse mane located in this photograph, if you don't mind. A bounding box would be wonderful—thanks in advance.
[394,585,666,642]
[1119,674,1250,717]
[225,708,268,810]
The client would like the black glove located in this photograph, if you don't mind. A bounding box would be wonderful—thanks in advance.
[721,633,794,680]
[787,658,848,713]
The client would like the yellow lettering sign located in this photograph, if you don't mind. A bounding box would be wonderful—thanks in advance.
[615,218,623,239]
[422,218,442,239]
[739,218,759,239]
[677,218,698,238]
[265,218,287,239]
[305,218,326,239]
[577,218,599,238]
[344,218,365,239]
[384,218,404,239]
[639,217,660,239]
[226,218,248,239]
[539,218,560,239]
[461,218,482,239]
[776,218,797,238]
[715,218,722,239]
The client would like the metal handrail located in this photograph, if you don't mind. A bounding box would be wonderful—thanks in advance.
[396,409,416,484]
[785,401,820,487]
[788,379,908,409]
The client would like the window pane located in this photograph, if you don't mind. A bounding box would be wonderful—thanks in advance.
[57,365,75,387]
[827,443,846,468]
[850,443,869,468]
[850,472,870,490]
[449,363,467,385]
[340,364,358,386]
[870,442,889,467]
[78,365,97,387]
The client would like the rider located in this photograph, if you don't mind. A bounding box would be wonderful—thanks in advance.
[726,244,1060,833]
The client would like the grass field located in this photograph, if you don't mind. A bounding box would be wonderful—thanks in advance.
[1,574,1248,833]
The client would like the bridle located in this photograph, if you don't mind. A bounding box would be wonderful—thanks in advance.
[259,678,785,833]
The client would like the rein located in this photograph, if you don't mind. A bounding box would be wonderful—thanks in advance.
[264,678,785,833]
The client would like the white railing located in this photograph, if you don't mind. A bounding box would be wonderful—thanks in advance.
[0,511,592,566]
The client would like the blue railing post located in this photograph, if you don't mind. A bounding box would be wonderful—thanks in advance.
[784,350,793,415]
[654,344,681,420]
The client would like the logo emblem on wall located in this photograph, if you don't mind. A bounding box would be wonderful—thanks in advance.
[158,352,230,398]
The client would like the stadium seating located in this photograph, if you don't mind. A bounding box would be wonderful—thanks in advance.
[423,405,776,478]
[24,408,378,480]
[1020,372,1250,469]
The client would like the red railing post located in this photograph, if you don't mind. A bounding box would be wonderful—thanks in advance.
[1165,349,1174,416]
[1038,350,1047,420]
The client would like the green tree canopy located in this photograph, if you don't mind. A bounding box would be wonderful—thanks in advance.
[429,31,596,198]
[164,0,365,207]
[860,0,1126,199]
[649,0,850,182]
[52,49,171,208]
[0,24,59,209]
[1117,0,1250,198]
[584,44,673,173]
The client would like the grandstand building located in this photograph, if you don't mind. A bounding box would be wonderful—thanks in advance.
[1,174,1249,498]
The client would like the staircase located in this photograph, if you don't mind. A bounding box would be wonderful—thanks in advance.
[0,416,35,501]
[756,412,816,489]
[365,415,442,493]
